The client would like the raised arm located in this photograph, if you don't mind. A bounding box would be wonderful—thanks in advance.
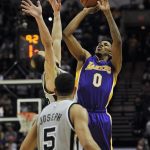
[70,104,101,150]
[48,0,62,66]
[21,0,56,92]
[98,0,122,74]
[63,8,99,62]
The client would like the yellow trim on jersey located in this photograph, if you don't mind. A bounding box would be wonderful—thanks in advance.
[110,137,113,150]
[106,110,113,150]
[75,67,83,88]
[105,73,117,108]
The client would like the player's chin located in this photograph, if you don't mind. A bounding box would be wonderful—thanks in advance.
[95,53,102,58]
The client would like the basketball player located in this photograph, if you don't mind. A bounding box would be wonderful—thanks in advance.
[20,73,101,150]
[63,0,122,149]
[21,0,65,103]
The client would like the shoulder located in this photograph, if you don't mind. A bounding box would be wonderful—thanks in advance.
[70,104,86,113]
[78,50,91,63]
[69,104,88,121]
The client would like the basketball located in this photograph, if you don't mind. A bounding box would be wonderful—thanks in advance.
[80,0,98,8]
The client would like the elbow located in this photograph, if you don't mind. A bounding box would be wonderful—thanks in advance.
[117,36,122,45]
[43,40,53,49]
[118,38,122,45]
[20,145,27,150]
[83,143,100,150]
[113,38,122,48]
[62,32,69,41]
[63,29,70,38]
[53,35,62,41]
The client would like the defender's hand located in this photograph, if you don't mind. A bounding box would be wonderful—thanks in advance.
[97,0,110,13]
[21,0,42,19]
[48,0,61,14]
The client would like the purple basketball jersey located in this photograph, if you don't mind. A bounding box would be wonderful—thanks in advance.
[76,55,117,110]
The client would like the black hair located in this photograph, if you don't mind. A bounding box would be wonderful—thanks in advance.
[31,54,44,74]
[99,36,112,44]
[55,73,75,96]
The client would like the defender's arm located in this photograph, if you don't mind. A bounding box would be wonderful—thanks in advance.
[49,0,62,66]
[70,104,101,150]
[35,16,56,92]
[21,0,57,92]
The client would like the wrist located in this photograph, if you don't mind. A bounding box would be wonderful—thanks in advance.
[82,8,90,15]
[103,9,111,16]
[53,12,60,17]
[35,15,43,21]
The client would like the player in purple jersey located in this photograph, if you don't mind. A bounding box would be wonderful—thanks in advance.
[63,0,122,149]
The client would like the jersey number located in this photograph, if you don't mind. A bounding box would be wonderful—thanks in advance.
[43,127,56,150]
[93,73,102,87]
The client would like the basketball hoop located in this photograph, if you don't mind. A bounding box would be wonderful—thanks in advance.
[18,112,38,133]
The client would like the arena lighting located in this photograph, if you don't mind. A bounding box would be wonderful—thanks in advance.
[141,26,146,30]
[48,17,53,22]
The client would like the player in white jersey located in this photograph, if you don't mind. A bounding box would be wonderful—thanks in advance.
[21,0,65,102]
[20,73,101,150]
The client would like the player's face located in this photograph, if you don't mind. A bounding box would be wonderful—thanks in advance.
[95,41,112,57]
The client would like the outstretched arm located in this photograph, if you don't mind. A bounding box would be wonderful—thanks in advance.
[63,7,99,62]
[70,104,101,150]
[98,0,122,74]
[48,0,62,66]
[21,0,56,92]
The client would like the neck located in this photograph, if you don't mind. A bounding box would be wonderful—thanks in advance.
[95,54,109,61]
[57,95,73,101]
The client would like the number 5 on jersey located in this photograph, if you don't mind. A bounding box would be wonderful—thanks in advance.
[93,73,102,88]
[43,127,56,150]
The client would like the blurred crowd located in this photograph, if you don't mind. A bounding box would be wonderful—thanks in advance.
[0,0,150,149]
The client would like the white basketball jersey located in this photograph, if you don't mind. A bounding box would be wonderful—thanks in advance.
[42,68,67,103]
[37,100,82,150]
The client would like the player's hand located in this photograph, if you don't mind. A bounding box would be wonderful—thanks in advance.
[83,5,99,14]
[48,0,61,14]
[21,0,42,19]
[97,0,110,13]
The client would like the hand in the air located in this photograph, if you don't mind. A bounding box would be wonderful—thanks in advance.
[97,0,110,13]
[48,0,61,14]
[21,0,42,18]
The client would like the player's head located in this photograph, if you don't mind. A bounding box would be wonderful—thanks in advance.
[30,54,44,74]
[55,73,75,98]
[95,37,112,59]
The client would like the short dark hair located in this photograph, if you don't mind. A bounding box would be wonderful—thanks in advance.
[31,54,44,74]
[55,73,75,96]
[100,36,112,44]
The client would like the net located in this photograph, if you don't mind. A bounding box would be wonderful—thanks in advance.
[18,112,37,133]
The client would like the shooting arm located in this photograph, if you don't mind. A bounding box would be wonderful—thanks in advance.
[63,9,91,61]
[104,10,122,74]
